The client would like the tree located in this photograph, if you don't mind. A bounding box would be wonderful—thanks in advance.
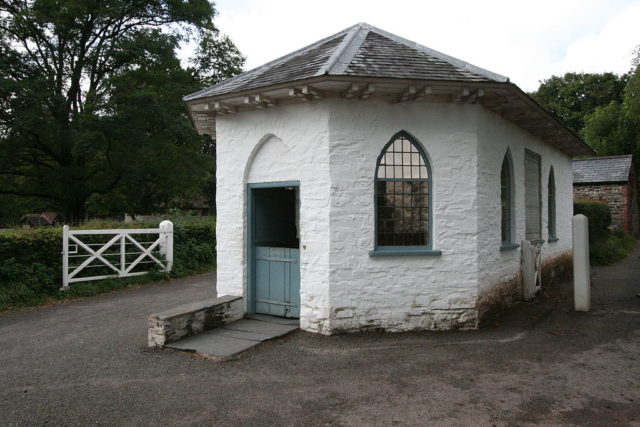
[0,0,244,223]
[530,72,627,133]
[582,48,640,157]
[582,101,634,156]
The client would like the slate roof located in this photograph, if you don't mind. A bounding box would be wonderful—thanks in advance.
[184,23,508,101]
[573,155,633,184]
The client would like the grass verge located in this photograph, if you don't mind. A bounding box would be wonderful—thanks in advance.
[0,264,215,313]
[0,218,215,312]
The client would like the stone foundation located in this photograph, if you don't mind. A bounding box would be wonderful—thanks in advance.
[478,250,573,324]
[478,275,521,324]
[313,307,478,335]
[148,295,244,347]
[541,250,573,286]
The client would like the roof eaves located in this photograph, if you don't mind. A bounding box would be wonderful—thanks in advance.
[574,179,628,185]
[575,154,633,162]
[507,83,594,156]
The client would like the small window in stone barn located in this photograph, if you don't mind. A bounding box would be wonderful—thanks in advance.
[375,132,431,248]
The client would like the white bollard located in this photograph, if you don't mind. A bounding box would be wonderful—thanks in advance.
[159,220,174,273]
[572,214,590,311]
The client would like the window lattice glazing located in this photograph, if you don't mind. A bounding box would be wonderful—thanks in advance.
[375,135,430,246]
[501,155,512,244]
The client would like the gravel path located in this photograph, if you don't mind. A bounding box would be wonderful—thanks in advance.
[1,247,639,426]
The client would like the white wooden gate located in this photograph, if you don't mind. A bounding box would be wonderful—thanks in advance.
[521,239,542,300]
[61,220,173,289]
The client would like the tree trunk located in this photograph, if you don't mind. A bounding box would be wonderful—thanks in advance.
[68,201,87,225]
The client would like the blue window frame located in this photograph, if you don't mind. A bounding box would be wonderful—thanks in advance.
[500,151,517,250]
[371,131,439,256]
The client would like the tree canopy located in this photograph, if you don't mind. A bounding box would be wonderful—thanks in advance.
[529,51,640,161]
[530,72,628,133]
[581,48,640,158]
[0,0,244,223]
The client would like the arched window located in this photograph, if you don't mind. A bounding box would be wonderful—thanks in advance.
[374,132,432,250]
[501,151,514,245]
[548,166,557,240]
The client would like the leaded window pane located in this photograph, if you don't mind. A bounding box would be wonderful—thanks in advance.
[375,135,430,247]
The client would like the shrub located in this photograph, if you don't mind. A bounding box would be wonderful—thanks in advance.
[573,199,611,244]
[589,230,636,266]
[0,259,57,306]
[573,200,636,265]
[0,218,215,311]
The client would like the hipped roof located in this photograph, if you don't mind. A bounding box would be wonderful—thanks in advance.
[184,23,593,156]
[184,23,507,101]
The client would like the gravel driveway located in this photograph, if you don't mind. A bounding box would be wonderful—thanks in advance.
[1,247,639,426]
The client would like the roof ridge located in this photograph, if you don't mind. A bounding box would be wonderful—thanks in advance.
[183,25,355,101]
[319,23,370,75]
[359,23,509,83]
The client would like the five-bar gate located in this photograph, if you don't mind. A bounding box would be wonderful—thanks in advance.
[61,220,173,289]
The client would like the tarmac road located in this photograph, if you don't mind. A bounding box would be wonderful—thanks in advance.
[1,245,639,426]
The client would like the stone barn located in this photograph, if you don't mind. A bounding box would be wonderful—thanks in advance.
[573,154,638,235]
[184,23,593,334]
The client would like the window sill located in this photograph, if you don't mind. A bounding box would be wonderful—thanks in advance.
[369,248,442,257]
[500,243,519,251]
[547,237,559,243]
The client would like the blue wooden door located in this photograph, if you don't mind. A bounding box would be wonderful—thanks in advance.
[250,184,300,318]
[254,246,300,317]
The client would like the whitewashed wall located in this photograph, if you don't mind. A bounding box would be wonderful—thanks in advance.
[215,98,573,334]
[476,107,574,301]
[325,100,481,332]
[215,102,333,332]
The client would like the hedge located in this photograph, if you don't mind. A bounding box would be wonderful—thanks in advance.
[573,200,635,265]
[573,199,611,244]
[0,219,215,310]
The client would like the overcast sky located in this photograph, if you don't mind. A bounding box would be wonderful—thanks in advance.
[210,0,640,92]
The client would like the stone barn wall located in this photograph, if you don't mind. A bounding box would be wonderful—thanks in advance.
[573,183,630,232]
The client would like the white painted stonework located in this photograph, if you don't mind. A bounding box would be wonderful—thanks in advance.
[476,107,573,300]
[215,99,573,334]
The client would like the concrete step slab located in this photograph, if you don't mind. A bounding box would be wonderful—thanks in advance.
[166,316,299,359]
[214,327,274,342]
[166,330,258,358]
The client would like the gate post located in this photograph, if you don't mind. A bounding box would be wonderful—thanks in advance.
[159,220,174,272]
[61,225,70,290]
[572,214,590,312]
